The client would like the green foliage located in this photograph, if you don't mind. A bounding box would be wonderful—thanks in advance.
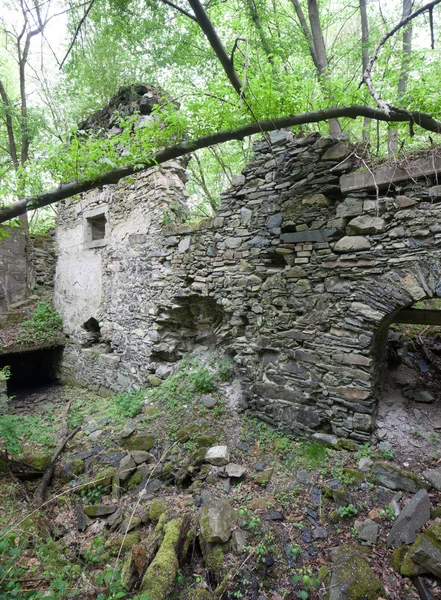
[338,504,358,519]
[80,484,105,504]
[17,302,63,346]
[292,566,319,599]
[238,507,261,532]
[111,389,144,418]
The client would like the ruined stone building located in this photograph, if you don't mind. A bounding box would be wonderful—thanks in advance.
[52,89,441,443]
[2,86,441,443]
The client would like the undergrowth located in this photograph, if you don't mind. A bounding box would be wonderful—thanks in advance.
[17,302,63,346]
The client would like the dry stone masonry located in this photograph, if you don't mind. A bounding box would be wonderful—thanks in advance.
[55,129,441,442]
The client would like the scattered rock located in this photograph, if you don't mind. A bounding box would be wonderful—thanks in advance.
[355,518,380,545]
[232,529,248,553]
[200,395,218,409]
[118,455,137,482]
[264,511,284,521]
[199,501,237,543]
[413,390,434,403]
[253,468,273,487]
[408,524,441,578]
[423,466,441,491]
[225,463,246,478]
[130,451,151,465]
[76,504,88,532]
[358,458,373,473]
[296,469,313,485]
[372,462,428,492]
[205,446,230,467]
[387,489,431,548]
[121,434,155,452]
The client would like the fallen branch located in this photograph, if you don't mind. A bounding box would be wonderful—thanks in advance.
[1,104,441,224]
[32,402,80,508]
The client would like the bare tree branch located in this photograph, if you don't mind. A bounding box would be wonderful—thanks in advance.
[159,0,197,22]
[363,0,441,114]
[1,104,441,223]
[59,0,96,69]
[188,0,244,97]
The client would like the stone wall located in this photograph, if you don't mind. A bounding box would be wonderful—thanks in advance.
[0,227,27,311]
[28,232,56,290]
[55,131,441,441]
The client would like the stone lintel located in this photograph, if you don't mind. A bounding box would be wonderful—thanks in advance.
[340,155,441,193]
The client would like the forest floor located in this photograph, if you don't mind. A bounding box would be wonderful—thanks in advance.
[0,341,441,600]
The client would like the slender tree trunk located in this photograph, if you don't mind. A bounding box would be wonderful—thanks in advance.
[388,0,413,155]
[359,0,371,143]
[290,0,341,137]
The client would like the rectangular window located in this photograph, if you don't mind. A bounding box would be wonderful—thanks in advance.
[84,207,108,248]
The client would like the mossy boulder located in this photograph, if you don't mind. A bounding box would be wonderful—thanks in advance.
[335,439,358,452]
[149,498,166,523]
[24,453,52,471]
[121,433,155,452]
[140,518,184,599]
[342,468,365,486]
[195,435,217,449]
[127,471,143,490]
[327,546,384,600]
[83,504,116,518]
[372,462,428,492]
[84,467,115,493]
[407,523,441,578]
[390,546,423,577]
[253,468,273,487]
[203,543,228,582]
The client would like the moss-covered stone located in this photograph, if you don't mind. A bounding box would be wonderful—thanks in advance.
[106,530,141,556]
[195,435,217,448]
[83,504,116,518]
[390,547,409,574]
[149,498,166,523]
[176,423,200,443]
[253,468,273,487]
[342,468,365,486]
[127,471,143,490]
[431,507,441,519]
[61,458,84,481]
[327,546,384,600]
[204,544,225,581]
[145,406,161,418]
[140,518,182,599]
[24,453,52,471]
[121,434,155,452]
[84,467,115,493]
[162,461,173,475]
[329,509,340,523]
[335,439,358,452]
[372,462,427,493]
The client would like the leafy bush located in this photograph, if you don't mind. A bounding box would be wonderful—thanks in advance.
[17,302,63,345]
[110,389,144,418]
[189,365,217,393]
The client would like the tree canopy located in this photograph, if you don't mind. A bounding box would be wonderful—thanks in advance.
[1,0,441,224]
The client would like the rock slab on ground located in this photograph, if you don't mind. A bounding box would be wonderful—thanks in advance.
[328,546,385,600]
[387,489,431,548]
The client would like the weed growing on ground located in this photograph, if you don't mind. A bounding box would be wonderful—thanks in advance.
[17,301,63,345]
[338,503,358,518]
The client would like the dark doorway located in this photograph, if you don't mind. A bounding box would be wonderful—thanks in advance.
[0,347,63,395]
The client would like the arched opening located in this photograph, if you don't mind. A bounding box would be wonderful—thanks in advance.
[374,297,441,465]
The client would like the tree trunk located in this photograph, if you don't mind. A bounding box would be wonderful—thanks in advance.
[291,0,341,137]
[359,0,371,143]
[388,0,413,155]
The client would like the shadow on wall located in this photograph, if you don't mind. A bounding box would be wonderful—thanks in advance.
[151,295,233,362]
